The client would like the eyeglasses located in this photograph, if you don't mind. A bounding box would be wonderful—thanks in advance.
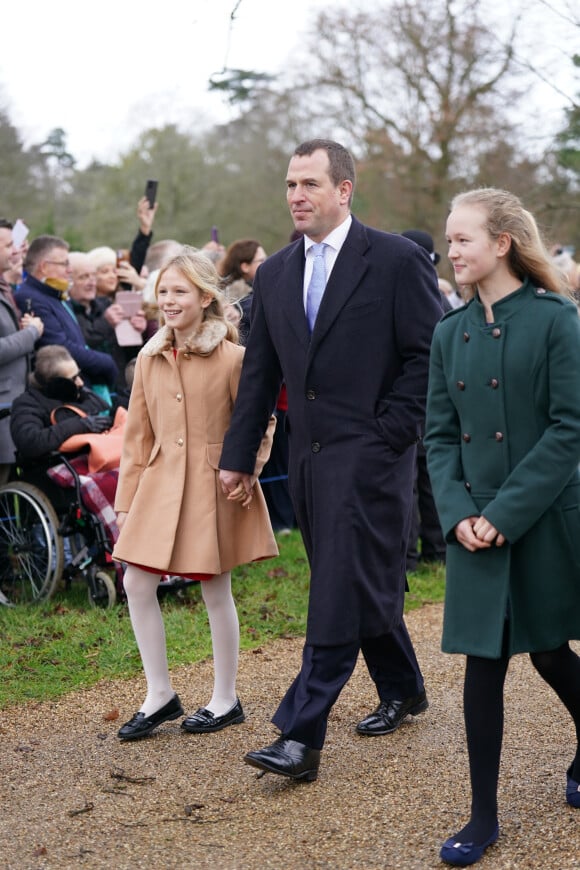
[45,259,70,268]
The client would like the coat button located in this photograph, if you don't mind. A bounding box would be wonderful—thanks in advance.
[495,432,504,442]
[537,288,546,294]
[463,332,470,342]
[462,433,471,443]
[456,380,465,391]
[465,481,471,491]
[176,393,183,401]
[492,327,501,338]
[306,389,316,400]
[490,378,499,389]
[177,438,184,446]
[311,441,321,453]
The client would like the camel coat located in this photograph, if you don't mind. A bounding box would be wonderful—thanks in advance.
[113,320,278,575]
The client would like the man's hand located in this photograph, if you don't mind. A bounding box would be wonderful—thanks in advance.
[219,469,255,508]
[21,313,44,336]
[104,304,124,327]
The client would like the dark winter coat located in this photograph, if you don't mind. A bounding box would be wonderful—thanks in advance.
[424,279,580,657]
[220,216,443,645]
[10,385,109,460]
[15,275,118,387]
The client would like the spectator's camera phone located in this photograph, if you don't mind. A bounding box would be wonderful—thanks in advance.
[116,249,130,268]
[145,179,158,208]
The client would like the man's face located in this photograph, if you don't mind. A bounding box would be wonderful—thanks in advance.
[69,259,97,303]
[0,228,14,273]
[286,149,351,242]
[40,246,72,283]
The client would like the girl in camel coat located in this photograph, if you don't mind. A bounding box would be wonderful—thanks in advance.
[113,249,277,742]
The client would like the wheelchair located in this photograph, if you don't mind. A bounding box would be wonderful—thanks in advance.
[0,450,120,608]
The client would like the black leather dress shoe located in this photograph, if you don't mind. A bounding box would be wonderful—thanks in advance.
[181,698,245,733]
[244,737,320,781]
[118,694,184,741]
[356,690,429,736]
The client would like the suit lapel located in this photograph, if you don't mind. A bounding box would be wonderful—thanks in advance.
[309,218,369,353]
[280,241,310,350]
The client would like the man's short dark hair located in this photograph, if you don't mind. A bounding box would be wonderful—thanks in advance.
[294,139,356,196]
[24,235,69,275]
[0,219,13,230]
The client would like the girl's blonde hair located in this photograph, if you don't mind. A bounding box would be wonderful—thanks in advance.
[450,188,569,297]
[155,246,238,343]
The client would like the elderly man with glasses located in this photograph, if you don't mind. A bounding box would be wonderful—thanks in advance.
[15,235,118,390]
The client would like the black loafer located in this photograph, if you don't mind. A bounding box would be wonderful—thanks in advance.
[244,736,320,782]
[356,690,429,736]
[118,694,184,741]
[181,698,245,733]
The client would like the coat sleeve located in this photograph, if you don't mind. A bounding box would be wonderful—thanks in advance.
[482,303,580,541]
[0,324,39,367]
[424,324,480,539]
[114,354,155,512]
[377,245,444,453]
[220,273,283,474]
[9,391,102,459]
[227,343,276,476]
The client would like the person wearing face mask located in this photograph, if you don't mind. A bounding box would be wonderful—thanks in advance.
[10,345,112,464]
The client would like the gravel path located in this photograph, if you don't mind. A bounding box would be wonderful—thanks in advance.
[1,603,578,869]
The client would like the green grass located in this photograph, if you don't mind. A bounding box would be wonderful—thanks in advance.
[0,531,445,710]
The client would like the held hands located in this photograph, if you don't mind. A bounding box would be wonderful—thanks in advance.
[455,516,506,552]
[219,469,255,508]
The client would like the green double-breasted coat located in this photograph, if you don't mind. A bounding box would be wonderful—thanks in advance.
[425,279,580,657]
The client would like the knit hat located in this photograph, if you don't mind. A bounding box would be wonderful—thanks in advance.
[401,229,440,266]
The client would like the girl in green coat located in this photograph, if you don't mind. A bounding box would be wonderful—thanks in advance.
[425,189,580,866]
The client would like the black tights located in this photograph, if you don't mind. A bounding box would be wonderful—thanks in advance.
[454,642,580,844]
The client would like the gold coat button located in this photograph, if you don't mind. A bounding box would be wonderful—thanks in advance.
[176,393,183,401]
[177,438,184,446]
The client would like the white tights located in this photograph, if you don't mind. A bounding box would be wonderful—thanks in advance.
[123,566,239,717]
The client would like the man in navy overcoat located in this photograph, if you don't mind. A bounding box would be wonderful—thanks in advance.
[220,139,443,780]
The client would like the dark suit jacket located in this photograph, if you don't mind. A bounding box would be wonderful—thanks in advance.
[220,216,442,644]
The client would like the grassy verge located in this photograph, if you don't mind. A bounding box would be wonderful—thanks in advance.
[0,531,445,709]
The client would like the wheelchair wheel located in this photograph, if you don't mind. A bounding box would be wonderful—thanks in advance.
[0,482,64,604]
[88,570,116,609]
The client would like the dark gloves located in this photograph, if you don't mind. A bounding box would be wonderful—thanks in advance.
[83,414,112,433]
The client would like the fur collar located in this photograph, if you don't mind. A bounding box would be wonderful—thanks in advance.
[142,319,228,357]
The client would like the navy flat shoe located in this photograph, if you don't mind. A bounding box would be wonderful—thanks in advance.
[566,764,580,808]
[440,823,499,867]
[118,694,184,741]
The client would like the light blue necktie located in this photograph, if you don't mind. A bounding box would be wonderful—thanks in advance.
[306,243,327,333]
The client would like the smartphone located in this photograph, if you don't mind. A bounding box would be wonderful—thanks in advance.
[116,248,130,268]
[144,179,158,209]
[211,225,219,243]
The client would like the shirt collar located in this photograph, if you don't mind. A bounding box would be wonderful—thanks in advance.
[303,214,352,255]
